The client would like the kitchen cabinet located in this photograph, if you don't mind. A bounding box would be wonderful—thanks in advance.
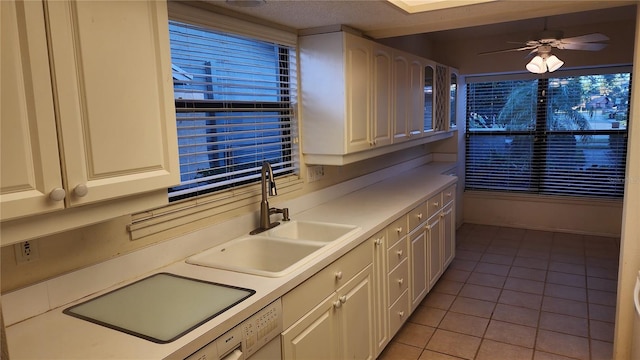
[386,218,410,338]
[371,230,389,355]
[393,53,425,142]
[372,46,394,149]
[299,30,441,166]
[282,238,374,360]
[408,204,428,311]
[1,0,179,244]
[427,186,456,290]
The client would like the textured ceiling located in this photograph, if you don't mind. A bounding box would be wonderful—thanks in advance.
[200,0,636,39]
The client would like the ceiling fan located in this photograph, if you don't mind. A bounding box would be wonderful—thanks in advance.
[480,27,610,73]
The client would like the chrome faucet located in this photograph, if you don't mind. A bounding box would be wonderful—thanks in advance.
[250,162,289,235]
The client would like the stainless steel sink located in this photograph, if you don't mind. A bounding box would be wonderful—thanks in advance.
[186,221,360,277]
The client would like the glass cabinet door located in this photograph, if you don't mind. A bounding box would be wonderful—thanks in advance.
[424,64,434,132]
[450,70,458,128]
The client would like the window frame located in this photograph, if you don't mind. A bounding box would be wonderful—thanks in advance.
[465,66,631,199]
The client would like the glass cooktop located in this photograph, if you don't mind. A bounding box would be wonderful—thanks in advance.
[63,273,255,343]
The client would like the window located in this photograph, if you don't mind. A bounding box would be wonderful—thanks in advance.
[466,71,630,198]
[168,21,297,202]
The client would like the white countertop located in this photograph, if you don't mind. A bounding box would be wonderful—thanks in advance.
[5,161,457,360]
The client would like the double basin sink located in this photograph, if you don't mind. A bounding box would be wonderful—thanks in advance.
[187,220,360,277]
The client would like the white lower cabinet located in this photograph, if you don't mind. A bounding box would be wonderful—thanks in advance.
[282,182,456,359]
[371,230,389,355]
[282,239,374,360]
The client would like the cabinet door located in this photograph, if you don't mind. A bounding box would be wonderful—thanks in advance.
[337,265,375,360]
[372,46,393,148]
[409,227,428,310]
[45,1,179,207]
[442,203,455,269]
[427,212,443,290]
[408,57,424,138]
[370,231,389,355]
[282,294,339,360]
[1,0,65,220]
[344,35,372,153]
[392,53,409,142]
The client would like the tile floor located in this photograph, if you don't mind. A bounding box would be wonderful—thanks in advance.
[378,224,620,360]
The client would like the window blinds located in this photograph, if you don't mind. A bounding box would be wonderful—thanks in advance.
[168,21,297,202]
[466,73,629,199]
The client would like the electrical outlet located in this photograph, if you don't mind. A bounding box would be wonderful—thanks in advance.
[307,165,325,183]
[14,240,39,263]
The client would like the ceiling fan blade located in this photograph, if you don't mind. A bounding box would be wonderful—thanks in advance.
[478,45,538,55]
[561,33,610,43]
[557,42,608,51]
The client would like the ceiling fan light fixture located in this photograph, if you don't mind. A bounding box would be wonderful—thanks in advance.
[526,55,546,74]
[546,55,564,72]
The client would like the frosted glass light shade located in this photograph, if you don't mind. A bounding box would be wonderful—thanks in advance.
[546,55,564,72]
[526,56,546,74]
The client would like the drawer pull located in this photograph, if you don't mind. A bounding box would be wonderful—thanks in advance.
[425,225,431,231]
[397,278,404,286]
[335,271,343,280]
[333,300,342,309]
[398,311,405,318]
[396,226,403,234]
[417,213,423,220]
[396,249,403,257]
[433,201,439,207]
[446,192,452,197]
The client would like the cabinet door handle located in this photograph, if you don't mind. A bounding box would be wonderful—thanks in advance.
[396,249,403,257]
[397,278,404,286]
[335,271,343,280]
[425,225,431,231]
[339,295,347,304]
[446,192,452,197]
[73,184,89,197]
[333,300,342,309]
[374,238,383,246]
[398,311,405,318]
[49,188,66,202]
[440,212,445,218]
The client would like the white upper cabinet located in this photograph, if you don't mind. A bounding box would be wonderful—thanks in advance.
[1,0,179,243]
[299,31,438,166]
[1,0,65,219]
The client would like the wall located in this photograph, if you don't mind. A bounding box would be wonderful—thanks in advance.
[0,145,435,293]
[613,6,640,358]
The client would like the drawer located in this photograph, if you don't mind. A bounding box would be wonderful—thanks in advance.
[443,184,456,205]
[282,238,372,329]
[426,192,443,218]
[408,202,427,231]
[387,237,407,272]
[388,290,410,336]
[387,258,409,304]
[386,215,407,246]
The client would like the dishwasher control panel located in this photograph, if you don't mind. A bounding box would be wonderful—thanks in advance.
[242,299,282,358]
[185,299,282,360]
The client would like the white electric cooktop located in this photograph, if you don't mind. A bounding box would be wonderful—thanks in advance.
[64,272,255,343]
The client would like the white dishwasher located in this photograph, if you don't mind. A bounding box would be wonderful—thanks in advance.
[186,299,282,360]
